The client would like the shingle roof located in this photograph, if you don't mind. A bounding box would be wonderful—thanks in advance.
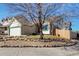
[14,15,34,27]
[14,15,29,25]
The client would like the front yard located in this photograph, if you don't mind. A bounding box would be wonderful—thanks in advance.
[0,35,77,47]
[27,35,63,39]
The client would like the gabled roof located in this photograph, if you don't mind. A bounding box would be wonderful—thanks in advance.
[0,17,13,27]
[13,15,34,27]
[2,21,12,27]
[14,15,29,25]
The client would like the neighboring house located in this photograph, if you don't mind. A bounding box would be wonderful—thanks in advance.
[42,16,66,35]
[0,18,12,35]
[42,16,75,39]
[0,23,5,35]
[9,15,36,36]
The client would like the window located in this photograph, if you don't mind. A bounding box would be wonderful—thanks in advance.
[42,24,48,31]
[5,27,7,30]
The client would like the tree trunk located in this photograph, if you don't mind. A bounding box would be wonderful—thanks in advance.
[35,24,40,34]
[50,21,53,35]
[39,23,43,39]
[35,23,43,39]
[37,3,43,39]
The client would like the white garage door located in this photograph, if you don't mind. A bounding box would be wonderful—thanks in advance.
[10,27,21,36]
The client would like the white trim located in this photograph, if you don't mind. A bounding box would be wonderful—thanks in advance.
[42,22,50,34]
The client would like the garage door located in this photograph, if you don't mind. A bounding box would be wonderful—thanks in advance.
[10,27,21,36]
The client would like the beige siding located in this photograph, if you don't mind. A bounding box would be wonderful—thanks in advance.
[55,29,71,39]
[55,29,77,39]
[22,25,36,35]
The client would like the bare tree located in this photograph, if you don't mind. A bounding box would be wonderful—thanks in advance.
[7,3,63,39]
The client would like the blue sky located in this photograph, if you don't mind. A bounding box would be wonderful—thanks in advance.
[0,4,8,19]
[0,3,79,31]
[0,4,19,19]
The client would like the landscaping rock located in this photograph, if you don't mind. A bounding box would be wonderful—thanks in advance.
[0,36,77,48]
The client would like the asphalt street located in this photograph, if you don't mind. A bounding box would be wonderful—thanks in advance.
[0,47,79,56]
